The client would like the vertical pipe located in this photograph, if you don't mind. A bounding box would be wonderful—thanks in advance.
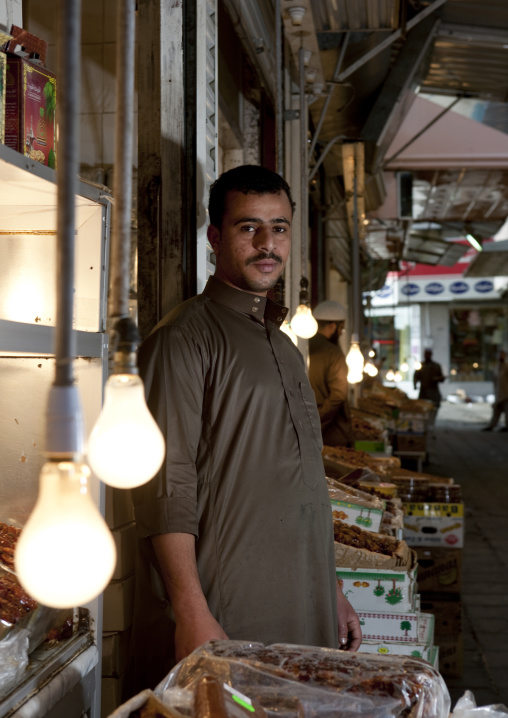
[275,0,283,176]
[54,0,81,387]
[351,166,360,342]
[111,0,136,319]
[299,47,307,275]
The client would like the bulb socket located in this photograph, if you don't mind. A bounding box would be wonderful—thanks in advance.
[111,316,141,374]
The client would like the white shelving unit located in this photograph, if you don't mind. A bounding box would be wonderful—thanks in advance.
[0,143,112,718]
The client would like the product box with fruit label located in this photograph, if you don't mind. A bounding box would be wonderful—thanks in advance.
[330,499,383,533]
[0,53,6,143]
[403,502,464,548]
[356,595,420,643]
[4,54,56,167]
[337,559,418,613]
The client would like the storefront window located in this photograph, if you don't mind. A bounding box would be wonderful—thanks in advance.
[449,307,508,382]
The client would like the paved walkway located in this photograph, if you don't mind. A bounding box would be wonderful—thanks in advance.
[420,401,508,710]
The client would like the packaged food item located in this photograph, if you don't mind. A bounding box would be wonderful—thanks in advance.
[0,52,6,143]
[161,640,451,718]
[4,53,57,167]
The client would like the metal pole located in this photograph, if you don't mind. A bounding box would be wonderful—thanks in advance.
[275,0,284,176]
[352,165,360,342]
[54,0,81,387]
[111,0,136,319]
[299,47,307,275]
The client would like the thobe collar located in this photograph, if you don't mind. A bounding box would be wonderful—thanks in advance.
[203,276,288,327]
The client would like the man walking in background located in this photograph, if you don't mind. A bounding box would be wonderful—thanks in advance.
[482,349,508,432]
[309,300,353,447]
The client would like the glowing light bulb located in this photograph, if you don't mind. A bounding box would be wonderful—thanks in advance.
[400,361,409,372]
[290,305,318,339]
[368,349,375,358]
[280,321,298,345]
[414,361,422,371]
[346,342,364,384]
[88,374,165,489]
[15,460,116,608]
[394,370,403,382]
[364,361,378,377]
[386,369,395,382]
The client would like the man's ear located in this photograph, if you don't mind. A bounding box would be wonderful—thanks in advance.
[207,224,220,255]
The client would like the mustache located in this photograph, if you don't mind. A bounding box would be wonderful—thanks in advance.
[245,252,283,266]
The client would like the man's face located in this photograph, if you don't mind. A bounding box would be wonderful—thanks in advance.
[207,190,292,295]
[329,321,345,344]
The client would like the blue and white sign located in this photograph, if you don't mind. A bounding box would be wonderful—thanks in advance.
[425,282,445,295]
[474,280,494,294]
[450,281,469,294]
[376,285,392,298]
[400,283,420,296]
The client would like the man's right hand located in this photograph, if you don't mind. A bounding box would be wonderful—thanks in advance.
[174,608,229,663]
[152,532,229,664]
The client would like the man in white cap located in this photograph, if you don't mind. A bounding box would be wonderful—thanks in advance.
[309,300,353,447]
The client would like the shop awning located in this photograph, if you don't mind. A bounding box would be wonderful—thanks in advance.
[464,239,508,277]
[403,233,469,266]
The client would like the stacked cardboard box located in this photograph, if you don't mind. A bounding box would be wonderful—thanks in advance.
[404,505,464,677]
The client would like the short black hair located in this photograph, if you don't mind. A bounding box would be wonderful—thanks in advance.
[208,165,295,228]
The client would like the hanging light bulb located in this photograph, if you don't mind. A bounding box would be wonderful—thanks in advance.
[280,320,298,345]
[394,370,403,382]
[88,318,165,489]
[414,361,422,371]
[16,458,116,608]
[368,349,376,358]
[290,277,318,339]
[346,339,364,384]
[291,304,318,339]
[386,368,395,382]
[364,361,378,377]
[400,360,409,372]
[88,374,165,488]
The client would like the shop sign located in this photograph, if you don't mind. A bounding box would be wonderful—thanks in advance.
[474,280,494,293]
[376,285,392,298]
[400,283,420,296]
[449,281,469,294]
[424,282,444,295]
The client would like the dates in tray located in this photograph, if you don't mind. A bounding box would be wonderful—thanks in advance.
[333,519,400,556]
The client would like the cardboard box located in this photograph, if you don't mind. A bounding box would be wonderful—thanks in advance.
[396,413,427,434]
[357,601,420,643]
[102,630,131,677]
[103,575,135,632]
[360,610,434,660]
[4,54,56,167]
[419,595,462,636]
[396,434,427,452]
[0,53,6,143]
[337,560,418,613]
[436,633,464,677]
[416,547,462,593]
[403,502,464,548]
[111,522,137,581]
[359,639,433,661]
[331,498,383,533]
[417,612,435,645]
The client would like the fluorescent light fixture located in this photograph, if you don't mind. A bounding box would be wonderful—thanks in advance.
[466,234,483,252]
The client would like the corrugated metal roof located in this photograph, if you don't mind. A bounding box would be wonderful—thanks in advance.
[304,0,508,270]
